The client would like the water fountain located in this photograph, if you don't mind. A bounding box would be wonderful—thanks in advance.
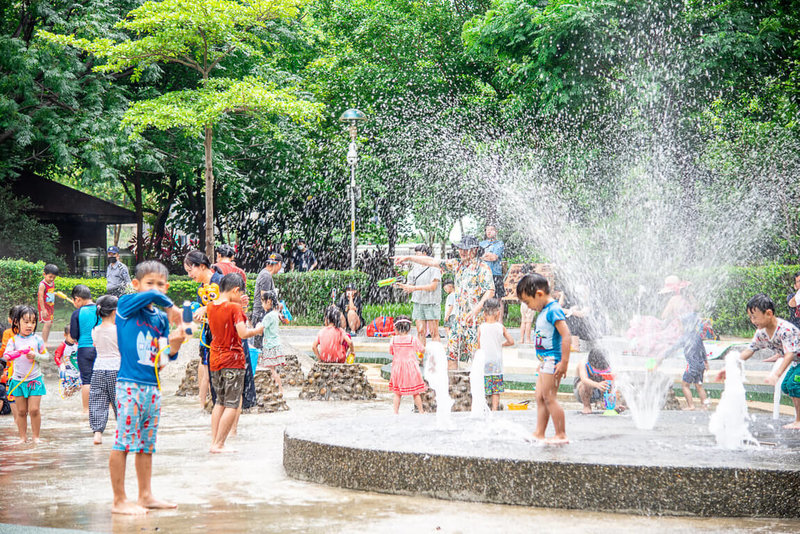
[709,352,758,449]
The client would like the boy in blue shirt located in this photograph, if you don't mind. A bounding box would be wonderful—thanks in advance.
[517,273,571,444]
[110,261,187,515]
[69,284,97,412]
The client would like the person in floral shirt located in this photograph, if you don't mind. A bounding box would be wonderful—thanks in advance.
[397,236,494,369]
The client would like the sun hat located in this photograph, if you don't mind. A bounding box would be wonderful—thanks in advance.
[658,275,690,294]
[454,235,480,250]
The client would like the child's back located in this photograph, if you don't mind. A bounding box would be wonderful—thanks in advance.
[479,322,505,375]
[207,300,247,371]
[316,325,347,363]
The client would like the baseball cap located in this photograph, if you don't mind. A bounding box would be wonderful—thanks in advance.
[107,246,120,254]
[266,253,283,264]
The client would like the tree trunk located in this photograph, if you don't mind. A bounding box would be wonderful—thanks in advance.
[204,126,214,259]
[134,173,144,263]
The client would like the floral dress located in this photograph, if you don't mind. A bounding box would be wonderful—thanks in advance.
[439,258,494,362]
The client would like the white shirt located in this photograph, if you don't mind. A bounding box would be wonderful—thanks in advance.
[92,323,121,371]
[479,322,505,375]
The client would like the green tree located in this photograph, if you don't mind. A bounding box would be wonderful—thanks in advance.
[40,0,324,257]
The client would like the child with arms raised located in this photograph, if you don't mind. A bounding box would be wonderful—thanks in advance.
[207,273,262,453]
[725,294,800,429]
[2,305,49,443]
[312,306,354,363]
[90,295,120,444]
[387,316,426,414]
[111,261,187,514]
[517,273,571,444]
[478,298,514,411]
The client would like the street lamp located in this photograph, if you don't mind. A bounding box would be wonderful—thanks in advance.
[339,108,367,270]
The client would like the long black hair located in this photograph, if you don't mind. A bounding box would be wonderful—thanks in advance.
[96,295,119,321]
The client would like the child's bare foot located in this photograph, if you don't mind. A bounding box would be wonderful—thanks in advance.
[112,500,148,515]
[531,433,546,441]
[581,408,592,414]
[139,497,177,510]
[781,421,800,429]
[12,438,27,445]
[93,432,103,444]
[209,445,238,454]
[546,436,570,445]
[682,406,696,411]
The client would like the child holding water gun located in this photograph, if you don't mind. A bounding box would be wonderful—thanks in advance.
[258,290,285,395]
[574,348,613,414]
[2,305,49,444]
[90,295,120,444]
[37,263,59,343]
[387,316,426,414]
[478,298,514,411]
[312,306,354,363]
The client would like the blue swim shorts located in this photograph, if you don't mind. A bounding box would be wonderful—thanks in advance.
[781,362,800,398]
[8,376,46,398]
[113,381,161,454]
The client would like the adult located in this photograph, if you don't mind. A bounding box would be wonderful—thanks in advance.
[185,250,256,433]
[251,253,282,349]
[336,283,364,335]
[105,246,131,297]
[396,235,494,369]
[213,244,247,281]
[396,244,442,347]
[479,224,505,301]
[787,271,800,331]
[289,239,317,272]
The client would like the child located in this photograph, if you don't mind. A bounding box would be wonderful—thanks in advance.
[2,305,49,444]
[70,284,98,412]
[54,325,80,398]
[111,261,186,514]
[574,348,613,414]
[37,264,58,343]
[258,290,285,395]
[443,280,456,338]
[0,306,22,417]
[387,315,426,414]
[730,294,800,429]
[206,273,261,454]
[517,273,571,444]
[90,295,120,444]
[312,306,354,363]
[478,298,514,411]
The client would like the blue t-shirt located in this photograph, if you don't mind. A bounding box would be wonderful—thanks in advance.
[479,239,504,276]
[115,290,173,386]
[535,300,567,361]
[70,304,99,348]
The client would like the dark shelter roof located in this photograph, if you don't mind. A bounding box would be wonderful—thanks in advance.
[11,173,135,224]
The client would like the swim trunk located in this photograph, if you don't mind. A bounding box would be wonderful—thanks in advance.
[211,368,245,409]
[412,303,441,321]
[113,381,161,454]
[484,374,504,395]
[538,355,560,375]
[8,377,46,398]
[781,362,800,398]
[76,346,97,385]
[573,380,603,403]
[682,364,705,384]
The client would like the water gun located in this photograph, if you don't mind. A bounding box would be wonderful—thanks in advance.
[599,369,618,416]
[279,300,293,324]
[377,277,402,288]
[54,291,74,305]
[5,347,31,361]
[182,301,195,335]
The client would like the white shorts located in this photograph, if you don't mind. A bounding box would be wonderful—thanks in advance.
[538,355,560,375]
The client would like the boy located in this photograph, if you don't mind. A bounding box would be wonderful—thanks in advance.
[731,294,800,429]
[69,284,97,412]
[37,264,59,343]
[517,273,571,444]
[54,325,80,398]
[443,280,456,338]
[477,298,514,411]
[110,261,186,514]
[207,273,261,453]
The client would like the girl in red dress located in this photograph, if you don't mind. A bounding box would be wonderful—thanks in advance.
[388,316,426,414]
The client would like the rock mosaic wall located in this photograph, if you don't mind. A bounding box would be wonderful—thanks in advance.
[175,359,200,397]
[253,369,289,412]
[299,363,376,401]
[421,371,474,412]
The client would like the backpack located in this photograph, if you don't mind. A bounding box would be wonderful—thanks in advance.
[366,316,395,337]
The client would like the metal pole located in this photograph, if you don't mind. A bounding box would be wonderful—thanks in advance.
[350,163,356,270]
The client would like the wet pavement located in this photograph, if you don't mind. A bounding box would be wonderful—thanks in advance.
[1,347,799,533]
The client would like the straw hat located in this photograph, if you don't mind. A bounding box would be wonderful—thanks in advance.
[658,275,690,294]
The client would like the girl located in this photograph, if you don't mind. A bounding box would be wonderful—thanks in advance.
[90,295,120,444]
[477,298,514,411]
[387,315,426,414]
[312,306,353,363]
[258,291,285,394]
[2,305,48,444]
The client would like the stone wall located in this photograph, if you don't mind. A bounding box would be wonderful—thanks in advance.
[299,363,376,401]
[421,371,474,412]
[253,370,289,412]
[175,359,200,397]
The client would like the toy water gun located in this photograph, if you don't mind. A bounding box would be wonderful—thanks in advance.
[279,300,293,324]
[54,291,74,305]
[599,370,618,416]
[377,277,402,288]
[198,283,220,305]
[5,347,31,361]
[182,301,195,335]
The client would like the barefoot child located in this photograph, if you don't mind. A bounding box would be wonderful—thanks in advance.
[207,273,261,453]
[54,325,80,398]
[574,348,613,414]
[69,284,98,412]
[110,261,186,514]
[729,294,800,429]
[388,316,426,414]
[478,298,514,411]
[37,264,58,343]
[2,305,49,443]
[257,290,285,395]
[517,273,571,444]
[90,295,120,444]
[1,306,23,417]
[312,306,354,363]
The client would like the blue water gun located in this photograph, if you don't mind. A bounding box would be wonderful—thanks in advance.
[279,300,293,324]
[602,372,618,416]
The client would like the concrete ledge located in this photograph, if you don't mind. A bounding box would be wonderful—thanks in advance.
[284,412,800,518]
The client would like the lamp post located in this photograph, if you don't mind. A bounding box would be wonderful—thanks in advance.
[339,108,366,270]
